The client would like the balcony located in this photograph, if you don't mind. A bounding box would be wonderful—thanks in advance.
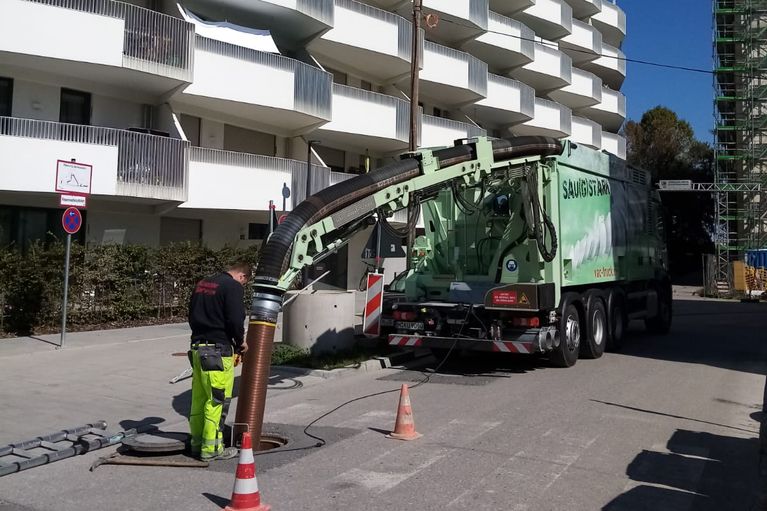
[569,115,601,149]
[421,115,486,148]
[563,0,601,19]
[488,0,534,16]
[547,68,601,110]
[579,42,626,89]
[414,0,489,44]
[314,84,410,154]
[508,41,572,91]
[512,98,572,138]
[576,87,626,132]
[559,19,601,64]
[468,74,534,129]
[411,41,488,106]
[0,116,188,202]
[515,0,573,41]
[590,1,626,47]
[0,0,194,93]
[173,36,332,136]
[182,147,330,211]
[601,131,625,159]
[178,0,334,48]
[309,0,413,84]
[463,13,534,73]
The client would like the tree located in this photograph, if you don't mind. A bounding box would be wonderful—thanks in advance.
[623,106,715,279]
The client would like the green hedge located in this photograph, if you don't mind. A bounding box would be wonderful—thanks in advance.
[0,242,258,336]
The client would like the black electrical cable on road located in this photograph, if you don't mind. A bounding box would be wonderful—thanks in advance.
[255,309,471,455]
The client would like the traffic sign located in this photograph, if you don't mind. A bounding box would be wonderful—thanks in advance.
[658,179,692,191]
[59,194,87,208]
[56,160,92,196]
[62,207,82,234]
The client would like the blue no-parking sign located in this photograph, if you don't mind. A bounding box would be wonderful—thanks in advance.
[61,207,82,235]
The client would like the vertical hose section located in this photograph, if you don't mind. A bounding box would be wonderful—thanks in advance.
[234,136,562,447]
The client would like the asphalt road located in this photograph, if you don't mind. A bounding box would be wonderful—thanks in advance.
[0,297,765,511]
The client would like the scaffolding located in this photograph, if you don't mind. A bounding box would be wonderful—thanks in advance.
[713,0,767,295]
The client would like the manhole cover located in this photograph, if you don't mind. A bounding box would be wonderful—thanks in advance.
[122,432,189,453]
[258,434,288,451]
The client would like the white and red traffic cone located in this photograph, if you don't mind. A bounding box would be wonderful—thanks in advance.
[223,432,270,511]
[387,384,422,441]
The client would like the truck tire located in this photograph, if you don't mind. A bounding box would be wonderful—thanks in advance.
[550,302,580,368]
[606,289,627,352]
[580,292,606,359]
[646,280,672,334]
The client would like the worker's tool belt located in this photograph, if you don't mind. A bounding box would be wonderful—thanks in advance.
[189,343,232,371]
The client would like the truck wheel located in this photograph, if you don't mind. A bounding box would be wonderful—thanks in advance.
[606,290,627,352]
[580,293,606,359]
[550,303,580,368]
[646,281,672,334]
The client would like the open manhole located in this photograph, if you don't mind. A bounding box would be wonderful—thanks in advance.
[257,434,288,451]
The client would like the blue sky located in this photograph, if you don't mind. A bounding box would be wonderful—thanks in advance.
[620,1,714,143]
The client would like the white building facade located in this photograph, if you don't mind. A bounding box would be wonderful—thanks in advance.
[0,0,626,288]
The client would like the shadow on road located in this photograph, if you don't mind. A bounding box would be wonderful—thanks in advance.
[603,428,763,510]
[617,299,767,376]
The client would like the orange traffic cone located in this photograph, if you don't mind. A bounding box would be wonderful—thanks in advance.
[224,432,271,511]
[387,384,422,441]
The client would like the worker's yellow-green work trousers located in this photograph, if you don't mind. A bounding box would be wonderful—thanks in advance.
[188,346,234,459]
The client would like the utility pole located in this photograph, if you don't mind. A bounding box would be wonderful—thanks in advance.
[406,0,422,268]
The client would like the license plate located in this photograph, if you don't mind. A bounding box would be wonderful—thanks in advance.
[396,321,424,331]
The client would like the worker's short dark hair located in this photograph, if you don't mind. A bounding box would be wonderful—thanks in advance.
[227,261,252,275]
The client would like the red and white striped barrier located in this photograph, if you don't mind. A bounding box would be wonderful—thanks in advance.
[363,272,384,337]
[388,335,422,347]
[491,340,533,354]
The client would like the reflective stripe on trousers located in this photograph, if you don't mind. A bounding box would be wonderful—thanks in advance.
[188,349,234,457]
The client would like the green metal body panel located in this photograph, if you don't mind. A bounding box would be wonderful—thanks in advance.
[402,140,666,309]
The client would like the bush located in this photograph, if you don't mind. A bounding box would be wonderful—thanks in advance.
[0,242,259,336]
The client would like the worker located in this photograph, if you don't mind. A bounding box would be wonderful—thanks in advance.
[187,261,251,461]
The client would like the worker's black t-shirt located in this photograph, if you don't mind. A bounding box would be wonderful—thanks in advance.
[188,272,245,351]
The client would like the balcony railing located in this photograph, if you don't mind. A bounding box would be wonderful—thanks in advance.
[25,0,195,81]
[1,116,188,201]
[425,41,488,98]
[330,171,356,186]
[189,147,331,205]
[335,0,413,61]
[423,115,487,141]
[333,84,410,142]
[298,0,335,26]
[196,36,332,121]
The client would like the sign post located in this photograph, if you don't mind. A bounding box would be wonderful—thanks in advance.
[60,207,82,348]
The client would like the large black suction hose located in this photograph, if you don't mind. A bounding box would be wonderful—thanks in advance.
[251,135,563,320]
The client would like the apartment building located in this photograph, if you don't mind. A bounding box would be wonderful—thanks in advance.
[0,0,626,288]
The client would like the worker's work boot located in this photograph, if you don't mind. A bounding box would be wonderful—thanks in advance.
[201,446,238,461]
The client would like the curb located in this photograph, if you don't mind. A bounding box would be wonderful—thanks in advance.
[270,349,426,381]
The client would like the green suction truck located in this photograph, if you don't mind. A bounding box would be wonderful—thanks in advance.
[379,137,671,367]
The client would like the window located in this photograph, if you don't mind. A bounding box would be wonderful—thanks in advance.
[361,80,373,91]
[0,206,85,250]
[325,67,347,85]
[60,88,91,125]
[0,77,12,117]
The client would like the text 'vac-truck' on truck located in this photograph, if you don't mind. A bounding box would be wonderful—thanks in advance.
[236,135,672,443]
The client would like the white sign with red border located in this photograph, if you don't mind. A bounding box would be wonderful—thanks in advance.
[59,194,87,208]
[55,160,92,196]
